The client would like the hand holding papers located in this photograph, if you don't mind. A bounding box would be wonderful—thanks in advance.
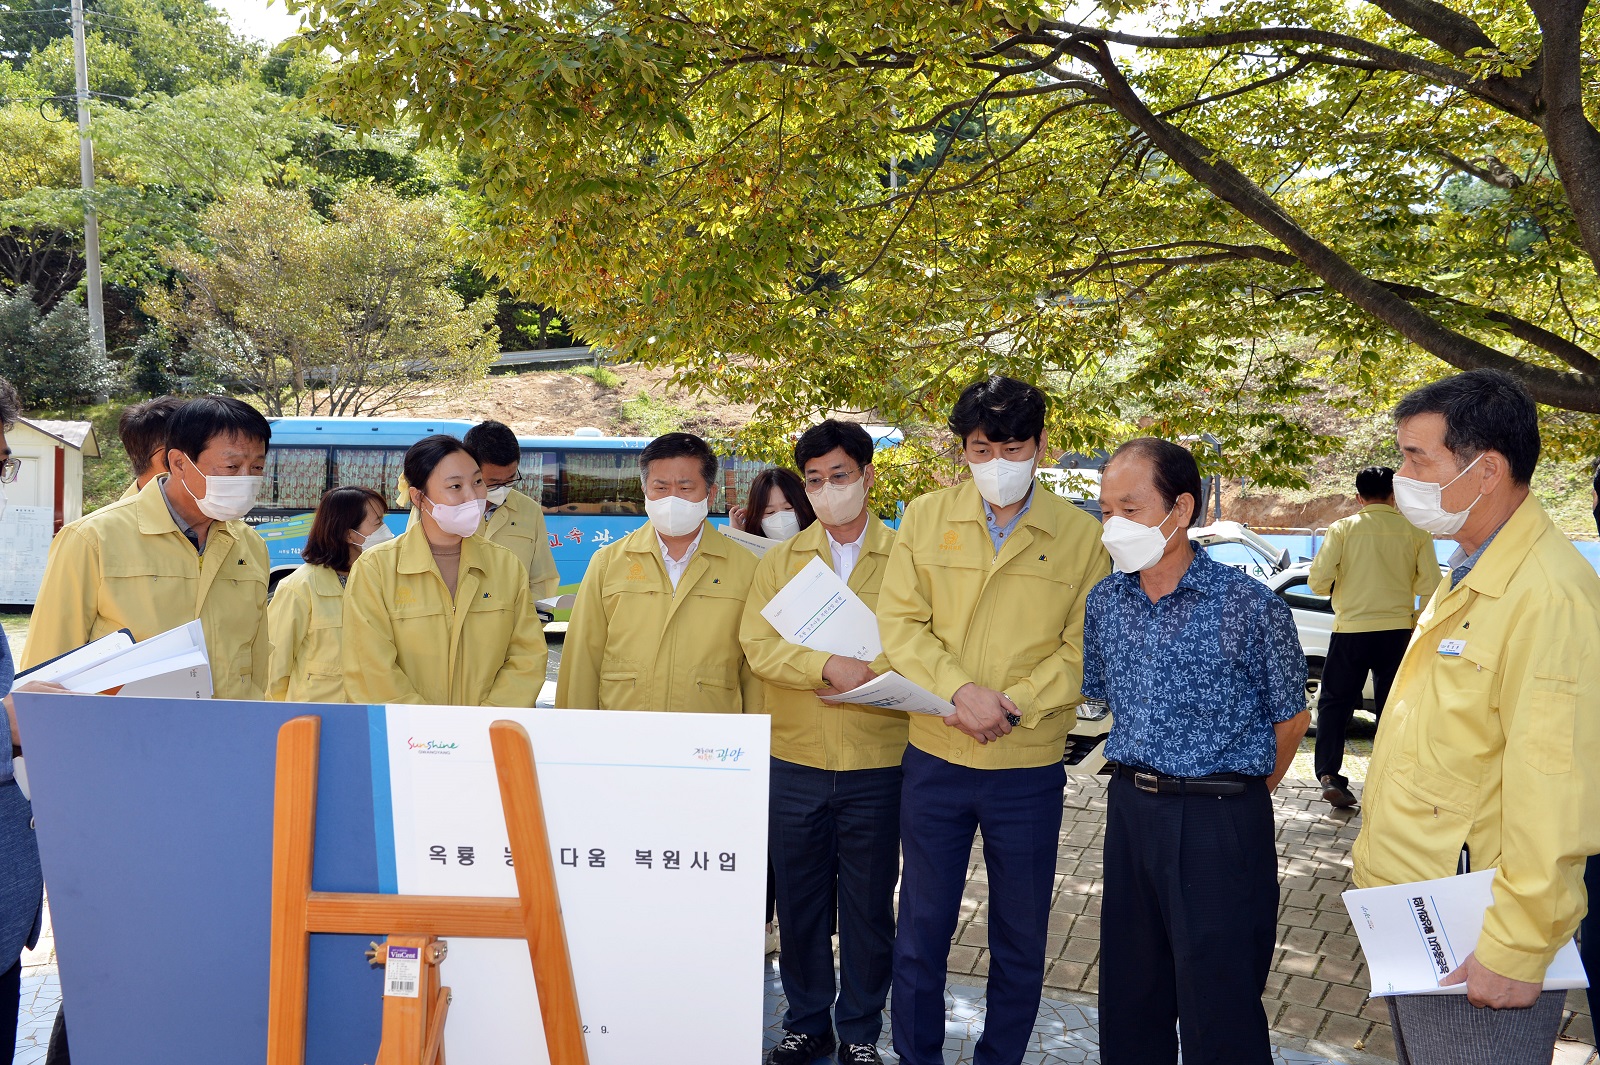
[760,557,883,660]
[819,672,955,717]
[1341,870,1588,996]
[762,557,954,716]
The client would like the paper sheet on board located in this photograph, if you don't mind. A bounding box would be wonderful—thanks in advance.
[720,525,776,558]
[759,556,882,660]
[819,671,955,716]
[380,705,770,1065]
[1342,869,1588,996]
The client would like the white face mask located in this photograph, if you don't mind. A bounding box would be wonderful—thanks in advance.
[351,524,395,552]
[645,492,709,538]
[1101,510,1179,573]
[485,485,512,507]
[178,464,263,522]
[807,478,868,527]
[760,509,802,541]
[424,496,487,538]
[1393,454,1485,536]
[969,454,1036,508]
[0,482,8,522]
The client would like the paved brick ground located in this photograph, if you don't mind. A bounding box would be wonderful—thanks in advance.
[944,775,1598,1063]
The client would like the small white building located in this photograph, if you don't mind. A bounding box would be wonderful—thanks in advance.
[0,418,100,604]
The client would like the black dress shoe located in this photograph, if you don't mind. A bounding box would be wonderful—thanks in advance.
[839,1044,884,1064]
[1320,774,1358,809]
[769,1030,836,1065]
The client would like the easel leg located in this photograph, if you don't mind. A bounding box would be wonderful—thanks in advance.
[266,715,322,1065]
[490,720,590,1065]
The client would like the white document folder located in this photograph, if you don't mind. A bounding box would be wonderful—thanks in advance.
[48,621,213,698]
[759,557,883,660]
[1342,869,1588,996]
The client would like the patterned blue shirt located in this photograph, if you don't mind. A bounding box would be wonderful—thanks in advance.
[1083,547,1307,777]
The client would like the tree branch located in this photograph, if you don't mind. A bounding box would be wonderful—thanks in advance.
[1069,36,1600,412]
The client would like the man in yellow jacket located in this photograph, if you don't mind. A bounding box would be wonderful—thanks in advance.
[556,431,760,713]
[878,376,1110,1065]
[1354,369,1600,1062]
[462,420,562,599]
[1307,465,1440,808]
[740,420,904,1065]
[115,395,185,501]
[25,397,273,700]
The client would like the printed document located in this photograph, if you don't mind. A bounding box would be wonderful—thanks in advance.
[820,672,955,717]
[760,556,882,660]
[41,621,213,698]
[720,525,775,558]
[1342,869,1588,996]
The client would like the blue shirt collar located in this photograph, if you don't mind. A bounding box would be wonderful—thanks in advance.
[981,487,1035,551]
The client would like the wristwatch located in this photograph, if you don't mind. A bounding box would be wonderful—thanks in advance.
[1002,693,1020,727]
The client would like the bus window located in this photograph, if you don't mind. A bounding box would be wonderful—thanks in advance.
[553,450,645,515]
[519,448,557,507]
[717,455,768,517]
[264,448,330,511]
[334,447,411,511]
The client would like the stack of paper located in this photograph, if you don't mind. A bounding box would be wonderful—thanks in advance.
[1341,870,1588,996]
[19,621,213,700]
[721,525,776,558]
[761,557,952,716]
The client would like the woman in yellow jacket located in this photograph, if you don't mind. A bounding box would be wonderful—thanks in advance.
[266,486,392,701]
[342,434,547,706]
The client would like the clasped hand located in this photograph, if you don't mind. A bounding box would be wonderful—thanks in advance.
[815,655,878,698]
[945,683,1016,744]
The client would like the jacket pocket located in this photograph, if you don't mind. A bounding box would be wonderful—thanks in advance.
[599,670,638,708]
[1365,757,1475,879]
[1526,673,1577,775]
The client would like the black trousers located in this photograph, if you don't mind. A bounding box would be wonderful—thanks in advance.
[1,958,18,1065]
[1100,774,1279,1065]
[769,757,902,1046]
[1314,628,1411,787]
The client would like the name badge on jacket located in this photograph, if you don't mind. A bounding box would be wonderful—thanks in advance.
[1437,639,1466,657]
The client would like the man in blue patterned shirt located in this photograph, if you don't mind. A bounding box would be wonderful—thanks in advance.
[1084,437,1308,1065]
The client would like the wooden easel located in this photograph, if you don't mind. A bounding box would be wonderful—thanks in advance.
[265,714,589,1065]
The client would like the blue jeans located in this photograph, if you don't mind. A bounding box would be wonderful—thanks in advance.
[892,745,1066,1065]
[769,757,903,1046]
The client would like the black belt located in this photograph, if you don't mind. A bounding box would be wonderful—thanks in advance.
[1111,763,1257,796]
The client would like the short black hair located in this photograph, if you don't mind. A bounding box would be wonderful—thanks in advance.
[1393,369,1539,485]
[948,375,1047,444]
[639,431,717,486]
[463,420,520,467]
[1354,466,1395,501]
[0,376,19,431]
[119,395,186,476]
[302,486,385,569]
[166,396,271,461]
[404,434,474,495]
[740,468,816,537]
[794,419,874,470]
[1107,437,1206,528]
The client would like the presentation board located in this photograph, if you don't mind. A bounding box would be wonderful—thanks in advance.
[16,695,769,1065]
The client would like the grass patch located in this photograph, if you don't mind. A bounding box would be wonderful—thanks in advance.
[620,392,690,436]
[570,364,621,389]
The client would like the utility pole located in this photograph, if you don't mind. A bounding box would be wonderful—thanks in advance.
[69,0,106,359]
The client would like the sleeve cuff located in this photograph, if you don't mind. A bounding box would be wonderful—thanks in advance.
[1474,933,1562,985]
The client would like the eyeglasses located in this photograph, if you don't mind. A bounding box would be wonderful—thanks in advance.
[0,458,19,484]
[804,467,864,491]
[485,476,523,490]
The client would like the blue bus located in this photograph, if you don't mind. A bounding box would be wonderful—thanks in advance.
[250,417,902,593]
